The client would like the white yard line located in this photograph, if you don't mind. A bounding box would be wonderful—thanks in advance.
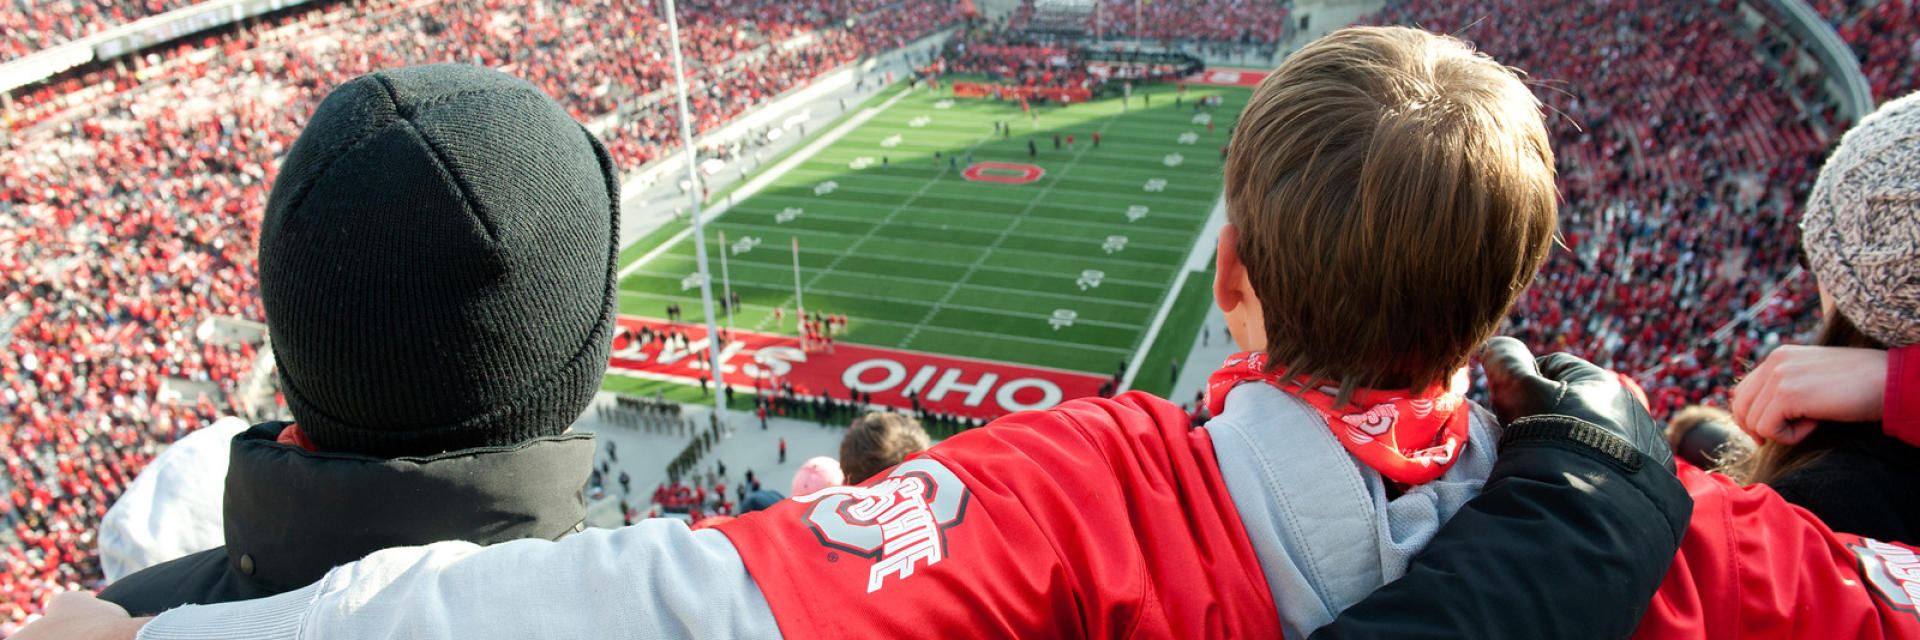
[765,283,1144,330]
[756,112,1004,331]
[901,113,1126,349]
[750,184,1212,218]
[726,204,1197,244]
[745,191,1211,219]
[793,181,1218,208]
[1119,194,1228,392]
[617,87,917,281]
[732,199,1210,236]
[628,265,1154,309]
[643,242,1172,288]
[617,291,1130,355]
[714,215,1194,253]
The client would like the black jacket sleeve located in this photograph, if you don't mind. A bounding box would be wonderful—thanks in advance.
[1310,416,1692,640]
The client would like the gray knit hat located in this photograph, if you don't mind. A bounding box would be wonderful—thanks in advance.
[1802,91,1920,348]
[260,64,620,458]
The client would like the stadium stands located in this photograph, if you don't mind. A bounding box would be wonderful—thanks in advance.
[1006,0,1292,46]
[0,0,202,63]
[1365,0,1833,418]
[0,0,954,624]
[1809,0,1920,102]
[1090,0,1291,44]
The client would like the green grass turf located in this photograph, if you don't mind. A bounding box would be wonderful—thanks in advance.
[616,82,1250,382]
[1131,262,1218,399]
[616,82,904,268]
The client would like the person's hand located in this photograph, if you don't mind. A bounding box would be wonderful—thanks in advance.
[1730,345,1886,444]
[10,592,147,640]
[1479,337,1673,472]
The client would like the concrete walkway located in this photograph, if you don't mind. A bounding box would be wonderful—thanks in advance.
[1168,306,1241,412]
[573,394,857,528]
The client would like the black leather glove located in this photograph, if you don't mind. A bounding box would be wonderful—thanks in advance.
[1480,336,1675,473]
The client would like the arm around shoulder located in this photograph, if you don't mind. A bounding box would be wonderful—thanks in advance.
[137,520,778,640]
[1310,416,1690,640]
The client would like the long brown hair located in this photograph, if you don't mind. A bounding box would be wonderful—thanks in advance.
[1726,312,1887,485]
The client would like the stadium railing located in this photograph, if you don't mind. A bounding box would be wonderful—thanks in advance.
[1744,0,1874,120]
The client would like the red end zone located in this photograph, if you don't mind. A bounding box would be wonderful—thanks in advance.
[608,316,1106,418]
[1183,68,1268,87]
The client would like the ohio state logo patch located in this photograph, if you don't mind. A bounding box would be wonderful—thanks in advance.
[792,458,971,592]
[1850,537,1920,618]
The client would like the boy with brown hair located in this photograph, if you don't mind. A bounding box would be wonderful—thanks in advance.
[22,30,1692,640]
[837,411,933,485]
[1202,24,1559,635]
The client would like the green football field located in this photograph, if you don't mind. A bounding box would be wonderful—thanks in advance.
[614,82,1251,397]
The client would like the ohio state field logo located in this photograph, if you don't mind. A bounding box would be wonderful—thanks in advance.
[792,458,970,592]
[961,161,1044,184]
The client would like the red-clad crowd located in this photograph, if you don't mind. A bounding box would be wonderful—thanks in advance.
[941,36,1092,89]
[1011,0,1290,44]
[1,0,954,626]
[1095,0,1289,44]
[0,0,201,62]
[1808,0,1920,103]
[1367,0,1834,419]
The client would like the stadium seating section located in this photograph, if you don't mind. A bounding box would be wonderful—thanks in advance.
[1365,0,1833,418]
[1,0,201,62]
[1809,0,1920,103]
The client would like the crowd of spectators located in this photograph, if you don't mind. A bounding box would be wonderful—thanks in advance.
[1807,0,1920,103]
[0,0,201,62]
[1091,0,1290,45]
[941,35,1090,89]
[1365,0,1833,418]
[1009,0,1291,47]
[0,0,953,626]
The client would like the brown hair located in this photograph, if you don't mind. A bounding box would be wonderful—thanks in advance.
[1223,26,1558,398]
[1666,405,1754,467]
[838,412,932,485]
[1727,312,1887,484]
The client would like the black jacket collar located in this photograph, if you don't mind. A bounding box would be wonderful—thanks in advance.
[221,422,594,592]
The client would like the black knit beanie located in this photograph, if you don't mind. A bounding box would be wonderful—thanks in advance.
[259,64,619,458]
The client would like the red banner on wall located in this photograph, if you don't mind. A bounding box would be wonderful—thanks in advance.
[608,316,1107,419]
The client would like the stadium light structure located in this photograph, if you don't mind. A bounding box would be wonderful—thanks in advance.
[717,230,736,336]
[662,0,729,420]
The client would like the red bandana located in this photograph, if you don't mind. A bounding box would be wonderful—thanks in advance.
[276,424,318,452]
[1204,352,1470,486]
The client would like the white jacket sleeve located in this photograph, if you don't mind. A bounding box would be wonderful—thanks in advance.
[137,519,782,640]
[99,417,248,583]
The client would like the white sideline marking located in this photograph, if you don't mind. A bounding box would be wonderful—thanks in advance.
[618,88,916,280]
[1119,194,1227,392]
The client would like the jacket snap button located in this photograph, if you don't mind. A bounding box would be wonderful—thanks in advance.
[239,554,256,575]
